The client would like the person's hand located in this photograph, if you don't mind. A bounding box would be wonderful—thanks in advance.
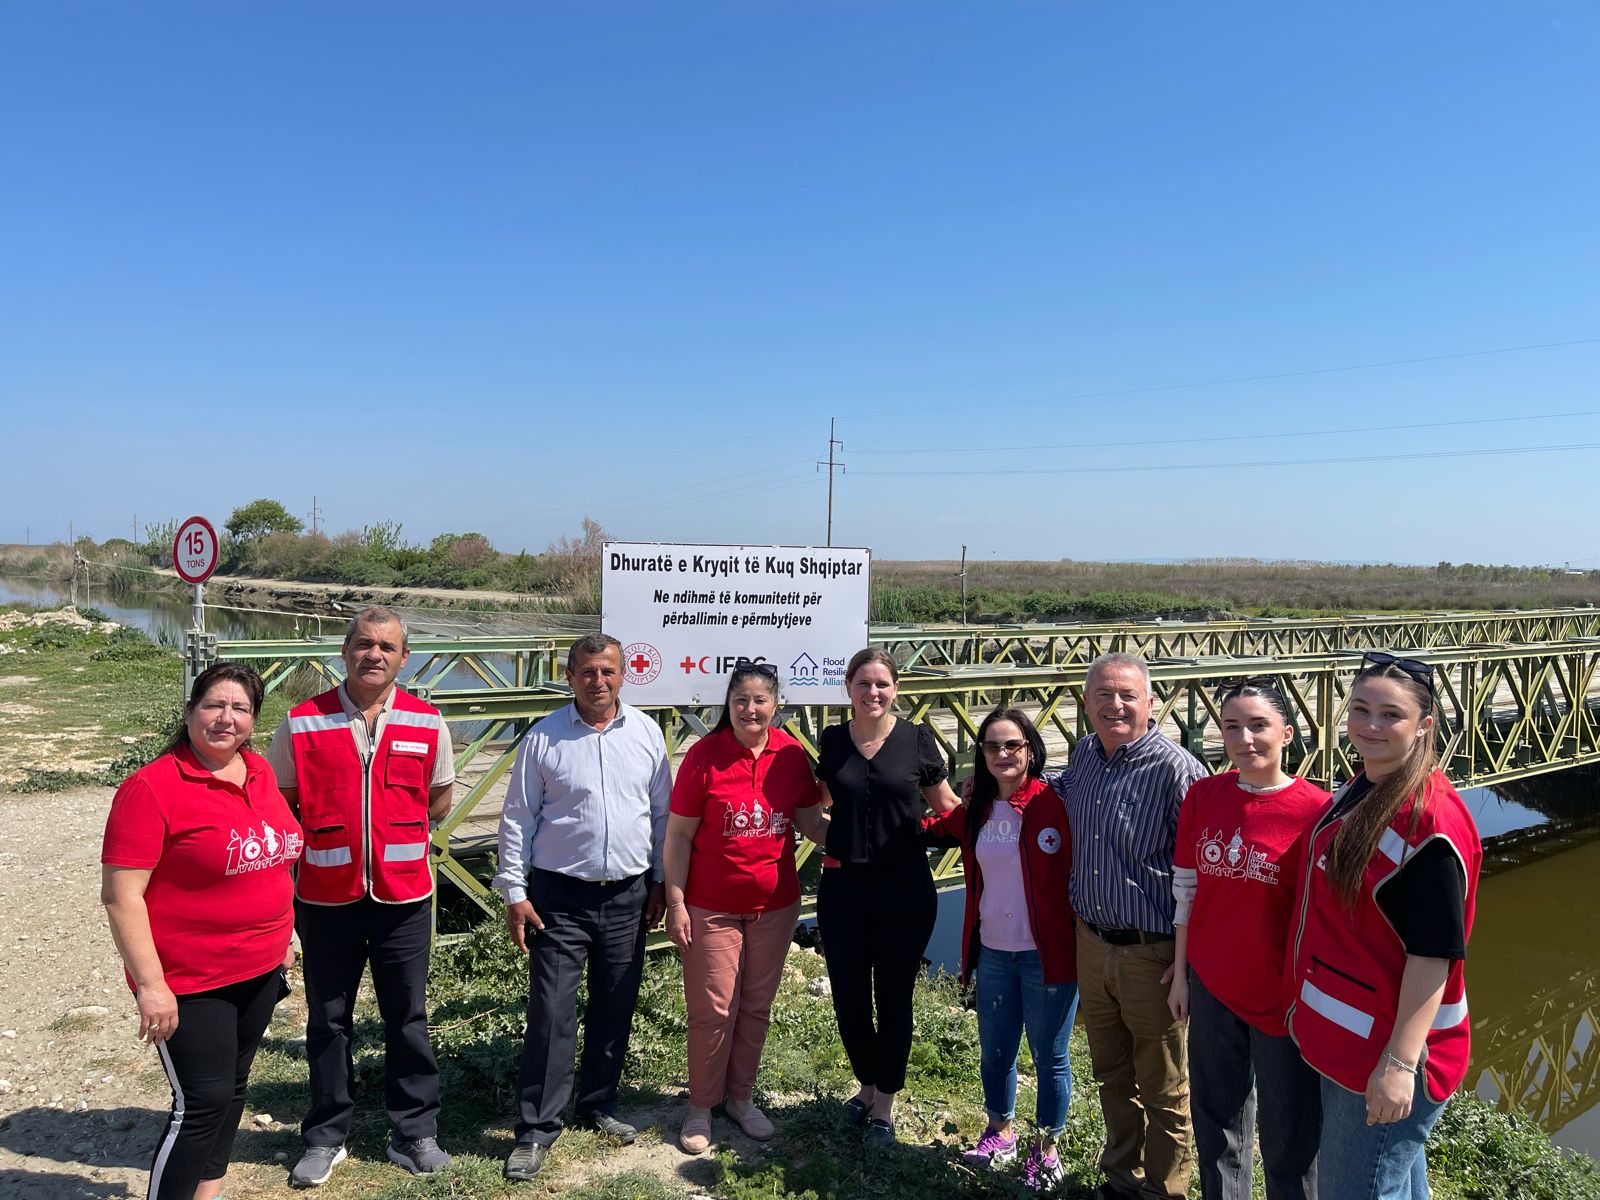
[959,777,973,805]
[643,883,667,929]
[1167,972,1189,1023]
[1160,963,1176,987]
[1365,1057,1416,1125]
[136,980,178,1044]
[505,899,545,954]
[665,903,692,951]
[281,943,296,972]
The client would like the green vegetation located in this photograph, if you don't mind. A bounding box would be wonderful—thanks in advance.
[221,920,1598,1200]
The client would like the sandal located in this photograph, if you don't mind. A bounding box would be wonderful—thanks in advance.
[678,1111,712,1155]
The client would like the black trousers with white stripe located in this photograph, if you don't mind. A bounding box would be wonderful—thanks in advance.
[149,968,280,1200]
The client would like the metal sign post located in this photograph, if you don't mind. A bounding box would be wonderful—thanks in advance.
[173,516,220,701]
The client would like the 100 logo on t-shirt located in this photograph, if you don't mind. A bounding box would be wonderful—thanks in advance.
[225,822,304,875]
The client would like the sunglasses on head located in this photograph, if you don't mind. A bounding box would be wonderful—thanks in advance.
[1214,674,1279,702]
[1360,650,1435,692]
[733,658,779,678]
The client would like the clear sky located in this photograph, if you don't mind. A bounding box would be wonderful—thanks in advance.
[4,2,1598,567]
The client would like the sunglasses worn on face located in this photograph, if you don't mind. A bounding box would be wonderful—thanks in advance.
[981,739,1028,755]
[1361,650,1435,692]
[734,658,779,678]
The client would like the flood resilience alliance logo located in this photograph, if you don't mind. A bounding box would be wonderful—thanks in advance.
[789,653,847,687]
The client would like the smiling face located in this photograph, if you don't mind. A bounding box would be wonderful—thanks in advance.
[567,644,624,724]
[846,660,898,720]
[1221,693,1294,778]
[727,676,779,746]
[1346,675,1434,778]
[342,618,409,698]
[980,717,1031,789]
[185,679,257,767]
[1087,662,1154,751]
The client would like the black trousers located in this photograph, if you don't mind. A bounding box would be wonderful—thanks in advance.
[297,897,441,1145]
[515,869,648,1146]
[816,858,937,1095]
[149,968,280,1200]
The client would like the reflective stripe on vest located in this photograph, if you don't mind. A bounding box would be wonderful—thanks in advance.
[304,846,353,867]
[383,842,429,862]
[1298,979,1375,1039]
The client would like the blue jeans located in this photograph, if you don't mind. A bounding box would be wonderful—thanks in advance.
[1317,1071,1444,1200]
[975,946,1080,1136]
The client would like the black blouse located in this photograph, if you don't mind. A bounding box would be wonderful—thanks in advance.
[817,719,949,867]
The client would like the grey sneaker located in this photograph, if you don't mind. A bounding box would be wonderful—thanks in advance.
[503,1137,548,1182]
[387,1136,451,1176]
[288,1145,347,1188]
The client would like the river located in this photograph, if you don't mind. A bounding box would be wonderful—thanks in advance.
[6,579,1597,1156]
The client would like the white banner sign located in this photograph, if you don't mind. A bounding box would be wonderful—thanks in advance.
[601,542,871,706]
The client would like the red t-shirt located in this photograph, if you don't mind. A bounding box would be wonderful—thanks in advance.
[669,725,821,914]
[1175,771,1328,1036]
[102,746,303,995]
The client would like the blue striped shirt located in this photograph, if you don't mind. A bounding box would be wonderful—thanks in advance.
[1052,725,1207,934]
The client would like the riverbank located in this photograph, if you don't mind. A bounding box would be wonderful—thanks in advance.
[2,606,1596,1198]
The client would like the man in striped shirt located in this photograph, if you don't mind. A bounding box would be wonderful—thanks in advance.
[1059,653,1206,1200]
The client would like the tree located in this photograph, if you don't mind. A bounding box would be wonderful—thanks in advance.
[225,498,304,542]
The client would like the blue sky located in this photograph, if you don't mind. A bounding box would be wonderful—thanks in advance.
[4,1,1598,566]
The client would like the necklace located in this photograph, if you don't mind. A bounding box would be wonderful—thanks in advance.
[851,717,895,749]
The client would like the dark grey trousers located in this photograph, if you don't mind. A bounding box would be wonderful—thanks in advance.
[514,869,648,1146]
[1189,968,1321,1200]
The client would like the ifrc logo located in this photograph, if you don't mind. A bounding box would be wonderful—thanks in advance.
[622,643,662,686]
[1037,827,1062,855]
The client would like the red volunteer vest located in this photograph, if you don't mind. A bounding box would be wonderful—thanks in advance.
[288,686,444,905]
[1286,769,1481,1102]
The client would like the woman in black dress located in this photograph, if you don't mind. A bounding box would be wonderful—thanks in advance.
[807,647,958,1145]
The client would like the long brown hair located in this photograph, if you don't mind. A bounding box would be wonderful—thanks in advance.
[1327,661,1438,906]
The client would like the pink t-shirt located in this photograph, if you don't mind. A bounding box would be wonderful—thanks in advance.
[974,802,1037,952]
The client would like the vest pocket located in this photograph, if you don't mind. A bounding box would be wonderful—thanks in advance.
[1311,954,1377,993]
[382,820,429,865]
[385,753,427,789]
[304,824,352,868]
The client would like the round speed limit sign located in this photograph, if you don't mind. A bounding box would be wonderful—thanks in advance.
[172,516,219,584]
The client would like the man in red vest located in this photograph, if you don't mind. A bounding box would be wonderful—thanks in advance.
[265,606,455,1187]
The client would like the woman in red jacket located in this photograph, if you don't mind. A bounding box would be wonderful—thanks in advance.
[1167,677,1328,1199]
[924,708,1076,1192]
[102,663,302,1200]
[1286,653,1481,1200]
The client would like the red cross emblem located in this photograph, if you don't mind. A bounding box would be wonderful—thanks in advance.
[621,642,662,686]
[1037,827,1062,854]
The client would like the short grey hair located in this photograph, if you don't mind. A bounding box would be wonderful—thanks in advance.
[567,633,623,668]
[1086,651,1151,691]
[344,605,410,652]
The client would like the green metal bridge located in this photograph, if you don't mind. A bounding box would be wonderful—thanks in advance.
[207,606,1600,923]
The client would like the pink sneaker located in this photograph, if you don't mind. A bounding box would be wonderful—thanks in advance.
[962,1127,1018,1167]
[1023,1145,1064,1191]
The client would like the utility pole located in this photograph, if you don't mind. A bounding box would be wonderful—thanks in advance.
[133,514,139,543]
[816,418,845,547]
[956,545,969,625]
[309,495,322,536]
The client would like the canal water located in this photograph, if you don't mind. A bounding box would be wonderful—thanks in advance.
[6,579,1596,1156]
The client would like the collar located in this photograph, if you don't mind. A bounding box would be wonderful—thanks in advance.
[172,742,262,785]
[1091,722,1161,765]
[338,682,397,717]
[712,724,789,757]
[567,702,626,730]
[999,775,1049,812]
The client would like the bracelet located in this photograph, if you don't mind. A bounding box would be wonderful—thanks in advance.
[667,901,686,910]
[1383,1051,1418,1075]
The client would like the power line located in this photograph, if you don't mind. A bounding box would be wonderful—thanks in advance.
[852,440,1600,479]
[851,408,1600,457]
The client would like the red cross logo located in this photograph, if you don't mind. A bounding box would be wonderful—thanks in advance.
[620,642,662,686]
[680,656,698,673]
[1037,827,1062,854]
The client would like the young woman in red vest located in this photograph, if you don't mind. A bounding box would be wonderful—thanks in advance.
[1167,678,1328,1200]
[102,663,301,1200]
[923,708,1077,1191]
[1286,653,1482,1200]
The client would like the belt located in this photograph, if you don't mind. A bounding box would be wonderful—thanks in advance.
[1079,919,1174,946]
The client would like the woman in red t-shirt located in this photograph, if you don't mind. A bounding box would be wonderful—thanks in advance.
[1167,677,1328,1200]
[663,658,820,1155]
[102,663,302,1200]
